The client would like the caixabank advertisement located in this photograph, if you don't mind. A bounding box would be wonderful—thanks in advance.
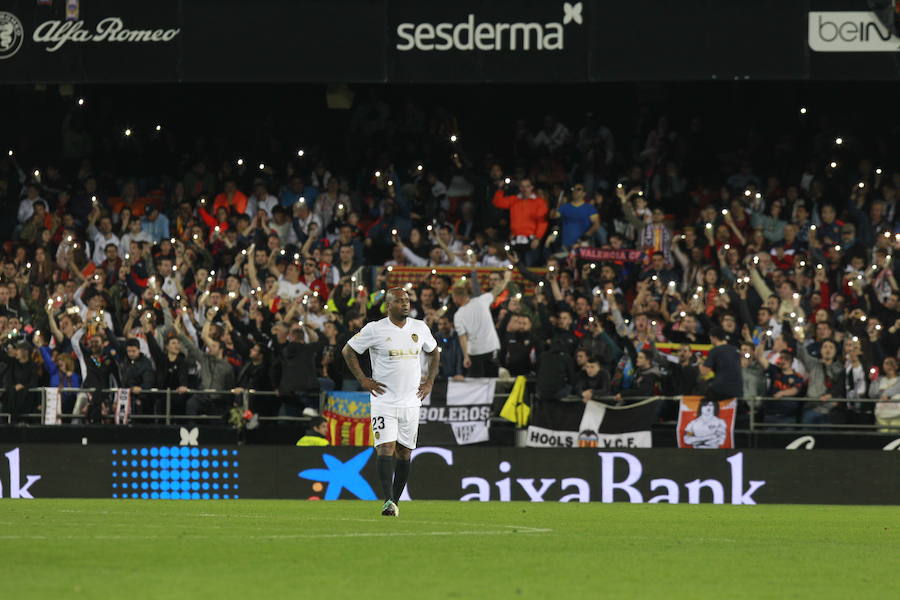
[1,445,898,504]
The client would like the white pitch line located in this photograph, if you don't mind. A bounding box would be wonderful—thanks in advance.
[0,529,550,541]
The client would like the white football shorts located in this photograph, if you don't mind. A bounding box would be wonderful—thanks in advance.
[370,404,420,449]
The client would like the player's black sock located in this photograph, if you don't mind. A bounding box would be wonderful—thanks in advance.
[392,459,411,503]
[376,455,396,501]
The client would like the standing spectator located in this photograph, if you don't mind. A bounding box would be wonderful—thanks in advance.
[797,339,844,424]
[554,184,600,248]
[492,178,549,266]
[272,321,323,418]
[434,315,464,380]
[700,326,743,400]
[213,179,249,215]
[144,324,191,416]
[756,346,804,424]
[871,357,900,431]
[173,315,235,418]
[451,269,510,377]
[140,206,170,243]
[2,342,40,423]
[116,338,156,415]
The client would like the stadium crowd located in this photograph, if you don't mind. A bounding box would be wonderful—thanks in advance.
[2,95,900,431]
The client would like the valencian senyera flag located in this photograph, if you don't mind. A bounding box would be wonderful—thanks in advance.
[677,396,736,449]
[323,391,372,446]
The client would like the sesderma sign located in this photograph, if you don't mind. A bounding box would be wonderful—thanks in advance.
[395,2,583,52]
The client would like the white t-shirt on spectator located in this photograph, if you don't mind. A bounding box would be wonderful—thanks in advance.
[347,317,437,408]
[453,292,500,356]
[277,278,310,300]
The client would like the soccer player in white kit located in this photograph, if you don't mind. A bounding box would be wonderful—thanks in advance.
[341,288,439,517]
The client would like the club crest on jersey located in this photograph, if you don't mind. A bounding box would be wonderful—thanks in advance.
[411,333,419,342]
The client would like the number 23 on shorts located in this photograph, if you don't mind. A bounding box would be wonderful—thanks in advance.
[372,416,385,431]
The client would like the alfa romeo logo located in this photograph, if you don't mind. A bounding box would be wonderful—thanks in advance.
[0,12,24,60]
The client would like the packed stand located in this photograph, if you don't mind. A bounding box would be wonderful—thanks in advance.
[2,102,899,432]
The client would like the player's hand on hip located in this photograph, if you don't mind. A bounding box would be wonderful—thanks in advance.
[417,380,434,400]
[362,377,386,396]
[463,356,472,369]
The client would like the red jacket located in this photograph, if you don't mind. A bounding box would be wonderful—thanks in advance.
[492,190,549,239]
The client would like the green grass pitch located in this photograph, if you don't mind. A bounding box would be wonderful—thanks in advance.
[0,500,897,599]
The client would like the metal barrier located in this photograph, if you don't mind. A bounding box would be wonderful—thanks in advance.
[1,387,898,433]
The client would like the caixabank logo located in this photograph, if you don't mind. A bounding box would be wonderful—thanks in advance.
[396,2,583,52]
[809,10,900,52]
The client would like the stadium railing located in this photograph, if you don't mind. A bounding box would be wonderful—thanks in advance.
[0,388,897,433]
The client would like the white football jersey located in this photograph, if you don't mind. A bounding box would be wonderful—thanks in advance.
[347,317,438,408]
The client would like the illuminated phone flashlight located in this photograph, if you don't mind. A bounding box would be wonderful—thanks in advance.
[416,164,423,172]
[192,234,199,241]
[449,135,458,143]
[430,269,437,275]
[799,106,807,114]
[515,293,522,300]
[606,289,613,295]
[792,292,800,301]
[375,170,382,178]
[789,312,796,319]
[692,294,699,300]
[258,163,265,170]
[504,177,511,185]
[549,265,556,272]
[391,228,398,236]
[705,223,712,230]
[590,263,597,269]
[466,249,474,256]
[724,244,730,251]
[235,158,244,166]
[172,265,178,272]
[507,264,514,270]
[765,330,772,337]
[386,266,393,272]
[680,234,686,240]
[651,275,658,281]
[124,128,132,137]
[56,296,62,302]
[538,281,544,287]
[743,190,751,197]
[829,161,837,169]
[357,285,364,292]
[835,137,843,145]
[858,182,866,189]
[718,287,725,294]
[296,149,305,157]
[721,209,728,216]
[696,286,703,293]
[503,244,510,251]
[852,335,859,342]
[227,291,237,299]
[404,282,413,290]
[860,315,867,322]
[876,324,883,331]
[679,311,686,318]
[293,253,300,261]
[744,353,752,359]
[280,249,285,255]
[46,298,53,306]
[207,276,213,283]
[668,281,676,288]
[637,191,644,197]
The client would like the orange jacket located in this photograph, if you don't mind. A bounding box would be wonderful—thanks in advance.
[492,190,549,239]
[213,190,249,215]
